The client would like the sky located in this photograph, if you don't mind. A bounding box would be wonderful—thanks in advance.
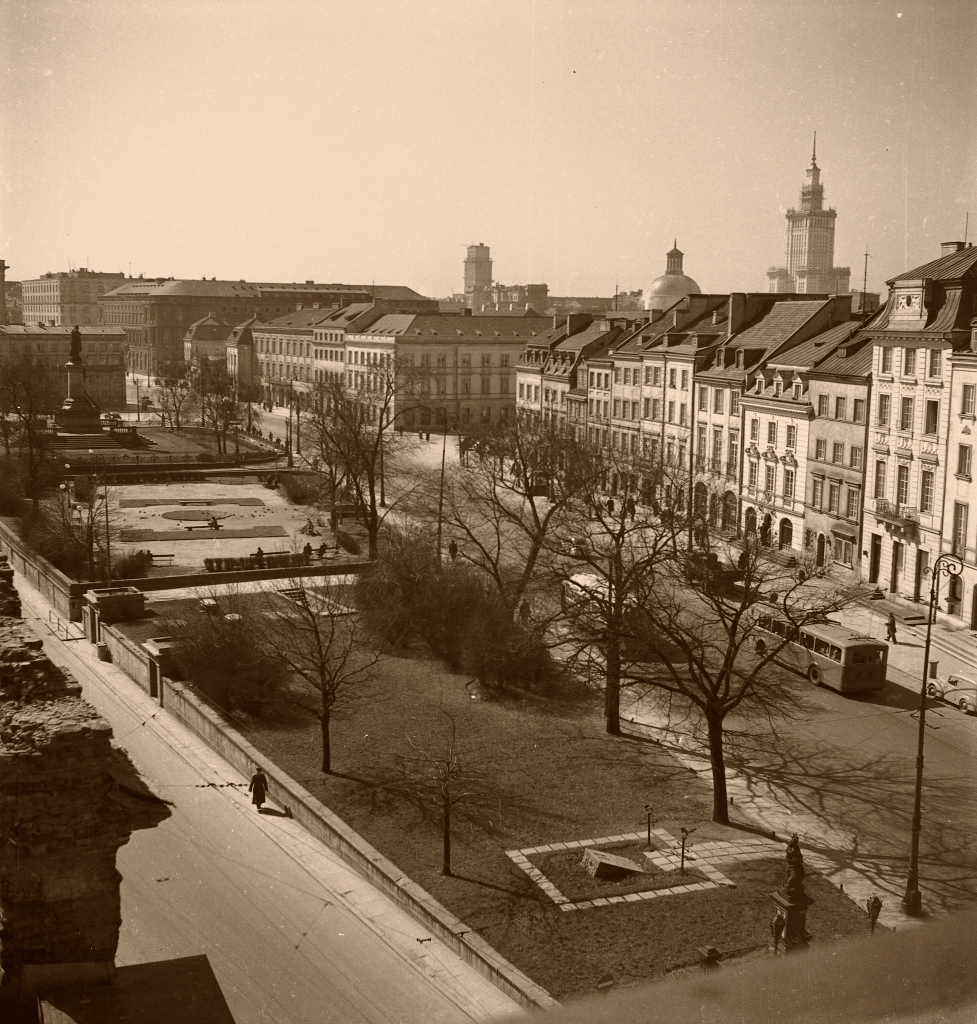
[2,0,975,300]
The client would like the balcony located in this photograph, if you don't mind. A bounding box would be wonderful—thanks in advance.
[873,499,919,538]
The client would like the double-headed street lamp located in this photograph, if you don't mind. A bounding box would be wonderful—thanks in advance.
[901,551,963,917]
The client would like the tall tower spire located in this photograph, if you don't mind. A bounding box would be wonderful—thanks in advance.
[812,131,817,165]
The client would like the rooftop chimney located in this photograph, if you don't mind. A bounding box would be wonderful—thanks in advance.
[941,241,965,257]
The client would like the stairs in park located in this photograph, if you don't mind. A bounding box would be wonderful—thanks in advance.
[51,433,126,451]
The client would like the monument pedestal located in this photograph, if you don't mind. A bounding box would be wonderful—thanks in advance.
[771,889,814,952]
[56,360,102,434]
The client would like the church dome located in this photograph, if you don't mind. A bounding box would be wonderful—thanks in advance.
[646,243,701,311]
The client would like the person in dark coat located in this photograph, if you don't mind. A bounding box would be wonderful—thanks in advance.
[886,613,898,644]
[249,769,268,811]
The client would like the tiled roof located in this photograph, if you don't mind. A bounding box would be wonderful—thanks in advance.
[0,324,126,335]
[554,322,617,353]
[730,300,827,352]
[255,282,368,295]
[103,280,261,299]
[810,335,873,377]
[766,321,860,369]
[888,245,977,284]
[256,309,338,330]
[355,314,551,339]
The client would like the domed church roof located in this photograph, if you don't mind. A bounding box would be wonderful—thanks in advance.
[646,242,701,311]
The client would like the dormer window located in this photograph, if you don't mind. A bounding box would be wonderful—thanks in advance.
[774,381,783,398]
[793,383,801,400]
[736,350,744,369]
[755,378,763,393]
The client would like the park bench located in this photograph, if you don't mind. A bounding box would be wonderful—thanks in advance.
[184,523,220,531]
[149,552,175,566]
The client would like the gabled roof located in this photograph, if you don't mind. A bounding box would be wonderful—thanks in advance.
[257,308,339,330]
[184,316,235,342]
[809,335,873,377]
[888,245,977,284]
[103,280,261,299]
[354,313,552,340]
[728,300,827,356]
[766,321,860,370]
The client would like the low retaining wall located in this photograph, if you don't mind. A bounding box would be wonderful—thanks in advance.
[0,519,83,621]
[101,625,152,692]
[160,677,558,1012]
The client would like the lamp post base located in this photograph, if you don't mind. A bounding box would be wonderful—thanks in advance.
[901,888,922,917]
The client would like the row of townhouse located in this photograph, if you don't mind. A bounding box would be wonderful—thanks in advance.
[515,241,977,625]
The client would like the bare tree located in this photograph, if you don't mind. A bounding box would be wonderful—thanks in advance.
[193,360,239,454]
[153,359,195,431]
[395,704,492,876]
[306,361,421,560]
[551,447,689,735]
[619,520,864,824]
[426,415,601,619]
[258,580,379,773]
[0,351,53,511]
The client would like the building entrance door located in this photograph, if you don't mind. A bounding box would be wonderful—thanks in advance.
[914,550,929,603]
[869,535,882,584]
[890,541,904,593]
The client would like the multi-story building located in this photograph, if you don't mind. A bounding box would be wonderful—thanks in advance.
[252,282,436,321]
[0,324,127,411]
[22,269,126,327]
[463,244,493,312]
[944,341,977,626]
[350,311,550,429]
[226,316,261,396]
[482,282,549,314]
[101,278,262,374]
[710,295,849,550]
[183,315,236,366]
[252,308,340,408]
[516,315,595,421]
[863,241,977,603]
[800,327,873,573]
[544,318,622,433]
[311,303,388,392]
[767,140,851,296]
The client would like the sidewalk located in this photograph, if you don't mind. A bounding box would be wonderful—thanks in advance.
[13,574,523,1024]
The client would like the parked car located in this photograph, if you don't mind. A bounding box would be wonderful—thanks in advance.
[928,673,977,714]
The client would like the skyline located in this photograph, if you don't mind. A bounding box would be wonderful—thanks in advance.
[2,0,975,299]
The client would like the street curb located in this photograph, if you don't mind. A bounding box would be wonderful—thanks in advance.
[158,677,559,1013]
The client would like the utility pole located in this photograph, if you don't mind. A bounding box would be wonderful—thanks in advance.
[862,250,870,313]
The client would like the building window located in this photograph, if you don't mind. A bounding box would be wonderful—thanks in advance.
[963,385,976,417]
[652,398,661,419]
[917,469,933,512]
[896,464,910,505]
[713,389,724,414]
[728,431,739,470]
[899,397,914,431]
[953,502,969,557]
[958,444,973,478]
[730,390,740,415]
[783,469,795,500]
[812,477,823,509]
[786,424,797,448]
[588,371,594,387]
[835,397,847,420]
[924,400,939,435]
[749,461,758,488]
[697,425,707,459]
[878,394,891,426]
[643,397,650,418]
[669,368,676,388]
[750,418,759,442]
[881,347,893,374]
[699,387,708,411]
[500,354,509,368]
[846,487,860,520]
[764,464,776,493]
[874,460,887,499]
[929,349,942,378]
[643,367,651,385]
[828,483,840,514]
[712,428,723,465]
[519,383,525,399]
[774,381,783,398]
[667,401,675,422]
[852,398,866,424]
[679,403,687,425]
[850,445,863,470]
[832,442,844,464]
[623,368,631,385]
[817,394,828,417]
[652,367,661,386]
[614,368,621,384]
[613,399,621,417]
[767,421,777,446]
[815,438,826,460]
[681,369,689,390]
[903,348,916,376]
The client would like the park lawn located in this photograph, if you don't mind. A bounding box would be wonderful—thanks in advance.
[232,652,870,1000]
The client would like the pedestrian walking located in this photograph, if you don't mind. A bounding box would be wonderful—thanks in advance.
[249,769,268,811]
[886,613,898,644]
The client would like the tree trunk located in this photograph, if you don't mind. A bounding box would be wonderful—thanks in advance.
[320,708,331,774]
[604,635,622,736]
[706,711,729,824]
[441,793,451,876]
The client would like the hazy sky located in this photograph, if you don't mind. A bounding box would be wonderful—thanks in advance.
[2,0,975,299]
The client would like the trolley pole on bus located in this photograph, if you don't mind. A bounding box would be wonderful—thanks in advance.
[901,552,962,917]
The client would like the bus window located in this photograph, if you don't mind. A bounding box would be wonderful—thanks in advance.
[800,633,815,650]
[814,638,830,656]
[829,645,842,662]
[852,650,866,664]
[757,615,771,631]
[771,621,786,637]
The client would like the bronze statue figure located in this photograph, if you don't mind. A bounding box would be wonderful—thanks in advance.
[69,324,83,363]
[781,833,807,899]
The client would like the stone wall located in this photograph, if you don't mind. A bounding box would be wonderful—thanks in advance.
[0,610,170,1004]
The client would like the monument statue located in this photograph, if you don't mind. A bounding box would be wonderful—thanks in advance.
[781,833,807,898]
[69,325,83,363]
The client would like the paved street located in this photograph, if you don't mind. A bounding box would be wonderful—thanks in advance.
[14,574,523,1024]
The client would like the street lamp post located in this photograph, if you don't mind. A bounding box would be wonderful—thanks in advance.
[901,551,963,917]
[435,415,458,567]
[89,450,111,583]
